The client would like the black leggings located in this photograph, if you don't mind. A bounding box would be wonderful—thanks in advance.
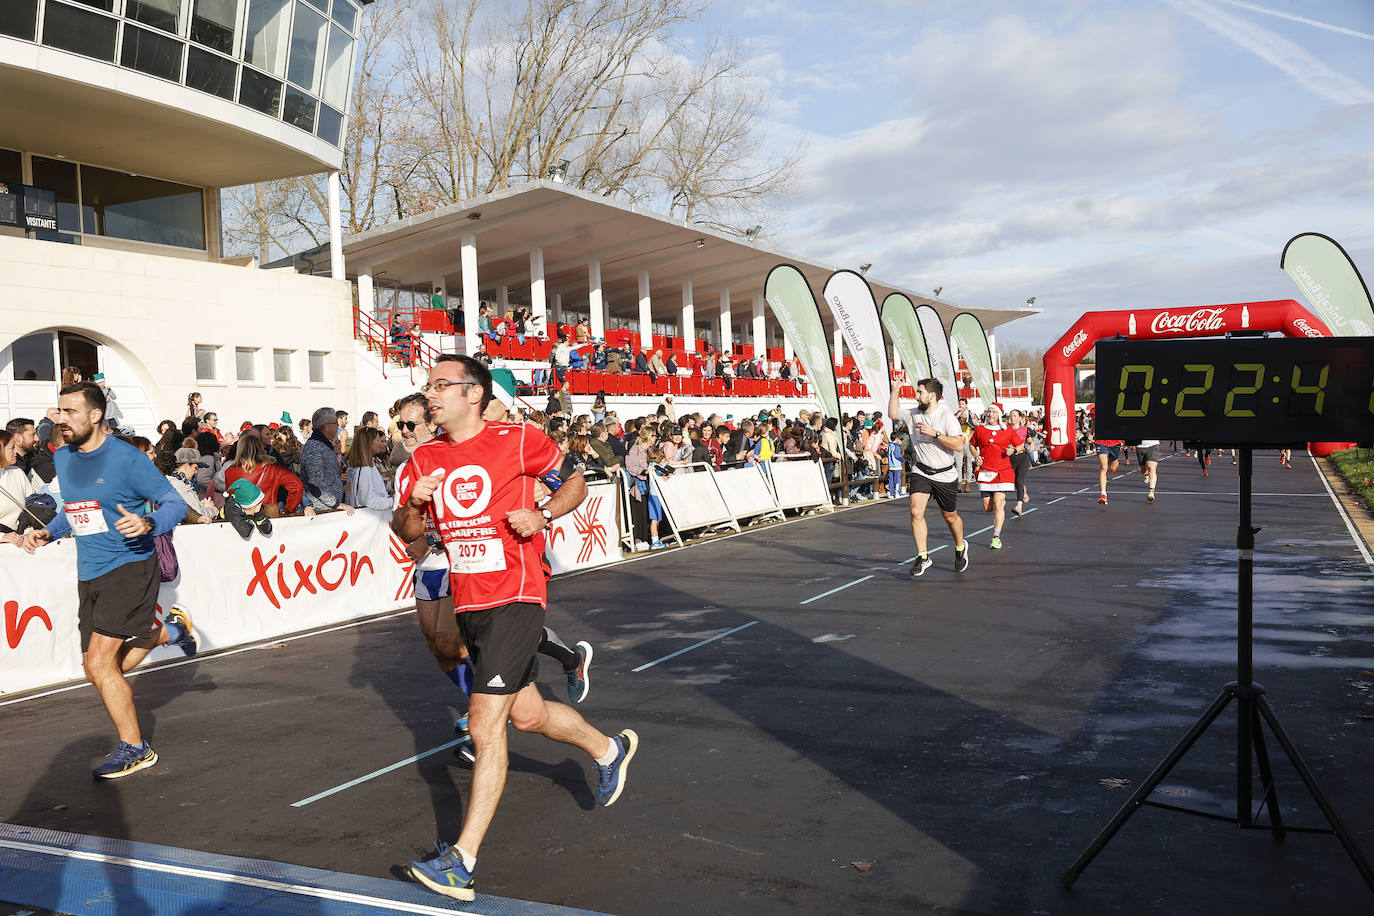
[1011,451,1032,502]
[1197,447,1211,470]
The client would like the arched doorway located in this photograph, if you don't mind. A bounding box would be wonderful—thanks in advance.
[1,330,156,434]
[1043,299,1331,461]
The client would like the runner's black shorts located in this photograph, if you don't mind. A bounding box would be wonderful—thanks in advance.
[456,602,543,695]
[908,473,960,513]
[78,554,161,653]
[1138,445,1160,465]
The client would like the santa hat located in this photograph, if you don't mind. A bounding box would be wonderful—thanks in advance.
[988,402,1005,415]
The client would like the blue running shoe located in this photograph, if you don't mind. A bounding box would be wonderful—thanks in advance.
[168,606,197,658]
[93,741,157,779]
[453,714,475,764]
[595,729,638,807]
[567,640,593,704]
[407,843,474,901]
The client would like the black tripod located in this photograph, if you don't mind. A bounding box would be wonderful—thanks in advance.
[1061,447,1374,892]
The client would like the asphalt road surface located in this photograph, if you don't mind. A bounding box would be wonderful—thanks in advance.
[2,450,1372,915]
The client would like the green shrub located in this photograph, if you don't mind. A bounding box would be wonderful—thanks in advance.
[1329,447,1374,513]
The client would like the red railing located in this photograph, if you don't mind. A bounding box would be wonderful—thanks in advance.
[354,305,442,382]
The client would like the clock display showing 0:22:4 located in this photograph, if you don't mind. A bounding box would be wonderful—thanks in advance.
[1113,361,1374,420]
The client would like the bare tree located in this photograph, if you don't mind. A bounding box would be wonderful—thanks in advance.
[222,0,800,259]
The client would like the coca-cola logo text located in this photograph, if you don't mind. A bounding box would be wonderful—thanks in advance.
[1150,307,1226,335]
[1292,318,1324,339]
[1062,329,1089,358]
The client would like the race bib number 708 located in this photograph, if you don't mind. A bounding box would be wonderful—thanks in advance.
[64,500,109,536]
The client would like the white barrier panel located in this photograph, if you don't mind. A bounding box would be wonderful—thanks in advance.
[653,464,735,534]
[546,481,622,575]
[0,511,411,697]
[712,466,782,521]
[770,458,833,512]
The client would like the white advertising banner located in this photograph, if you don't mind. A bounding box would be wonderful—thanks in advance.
[711,466,781,521]
[770,458,832,512]
[546,481,623,575]
[916,304,960,410]
[0,511,412,697]
[822,270,891,416]
[654,467,734,533]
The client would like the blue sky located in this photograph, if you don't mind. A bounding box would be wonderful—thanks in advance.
[694,0,1374,348]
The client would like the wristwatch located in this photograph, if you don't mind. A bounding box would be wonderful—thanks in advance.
[539,508,554,527]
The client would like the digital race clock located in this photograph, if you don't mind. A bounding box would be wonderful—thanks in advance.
[1095,337,1374,445]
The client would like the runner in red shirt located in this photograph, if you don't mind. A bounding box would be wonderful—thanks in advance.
[393,355,638,902]
[969,402,1017,549]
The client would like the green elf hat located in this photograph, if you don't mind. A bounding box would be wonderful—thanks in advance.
[226,478,265,511]
[92,372,106,382]
[281,411,292,425]
[489,367,518,411]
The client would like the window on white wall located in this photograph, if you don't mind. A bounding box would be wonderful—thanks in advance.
[308,350,326,384]
[273,348,293,383]
[195,345,218,381]
[235,347,258,382]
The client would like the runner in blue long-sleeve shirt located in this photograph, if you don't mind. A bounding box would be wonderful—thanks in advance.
[23,382,198,778]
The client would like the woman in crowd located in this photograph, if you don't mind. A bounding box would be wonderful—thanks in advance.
[591,391,608,424]
[0,430,36,539]
[186,392,203,419]
[159,447,214,524]
[624,425,657,547]
[345,427,392,510]
[225,433,303,516]
[565,434,605,478]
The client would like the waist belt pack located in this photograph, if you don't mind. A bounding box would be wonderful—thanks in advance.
[913,457,956,476]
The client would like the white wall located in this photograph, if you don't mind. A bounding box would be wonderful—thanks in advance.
[0,236,357,432]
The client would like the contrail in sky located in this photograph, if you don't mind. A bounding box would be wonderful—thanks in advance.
[1213,0,1374,42]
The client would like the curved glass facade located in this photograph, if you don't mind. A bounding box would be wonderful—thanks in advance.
[1,0,359,148]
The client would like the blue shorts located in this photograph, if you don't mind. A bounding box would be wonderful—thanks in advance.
[1096,444,1122,461]
[415,566,451,601]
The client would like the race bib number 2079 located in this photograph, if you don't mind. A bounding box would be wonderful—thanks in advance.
[449,538,507,574]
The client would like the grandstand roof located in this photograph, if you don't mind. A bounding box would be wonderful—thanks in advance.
[340,180,1039,333]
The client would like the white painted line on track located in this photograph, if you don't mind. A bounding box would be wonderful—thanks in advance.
[292,738,467,808]
[0,838,472,916]
[1047,497,1066,505]
[900,544,950,565]
[631,620,760,671]
[799,576,874,605]
[0,609,417,709]
[1310,454,1374,569]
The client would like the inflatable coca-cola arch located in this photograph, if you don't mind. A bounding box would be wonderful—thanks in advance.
[1044,299,1335,461]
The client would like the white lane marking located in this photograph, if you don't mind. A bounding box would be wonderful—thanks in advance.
[291,739,467,808]
[799,575,875,606]
[900,544,950,565]
[0,609,417,708]
[630,620,760,672]
[0,838,476,916]
[1309,454,1374,569]
[1048,497,1066,505]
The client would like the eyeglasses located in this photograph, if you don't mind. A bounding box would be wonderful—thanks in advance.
[422,380,478,394]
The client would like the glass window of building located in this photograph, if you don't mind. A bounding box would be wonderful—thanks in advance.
[0,0,39,41]
[316,104,343,146]
[298,0,326,12]
[42,1,119,62]
[283,87,317,132]
[244,0,291,77]
[126,0,181,34]
[11,335,56,382]
[236,347,257,382]
[121,25,184,82]
[287,3,328,94]
[0,149,21,186]
[29,158,81,234]
[186,46,238,100]
[331,0,357,33]
[80,166,206,250]
[66,0,116,10]
[273,349,293,383]
[308,351,327,384]
[190,0,240,55]
[321,26,353,110]
[239,67,283,116]
[195,345,218,381]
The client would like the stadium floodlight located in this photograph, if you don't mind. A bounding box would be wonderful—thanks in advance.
[744,225,762,241]
[858,263,872,276]
[549,160,570,182]
[1026,296,1036,305]
[933,286,942,296]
